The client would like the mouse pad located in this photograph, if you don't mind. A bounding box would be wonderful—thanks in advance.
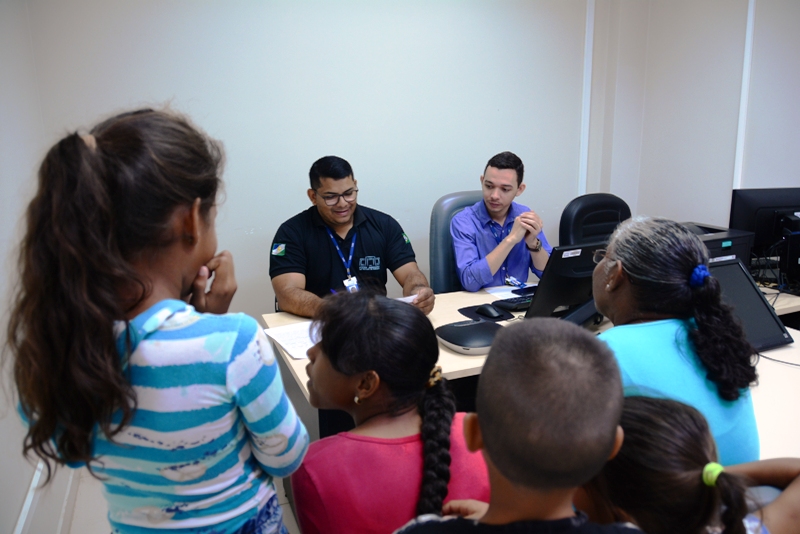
[458,305,514,322]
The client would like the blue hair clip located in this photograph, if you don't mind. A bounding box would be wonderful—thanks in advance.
[689,264,710,288]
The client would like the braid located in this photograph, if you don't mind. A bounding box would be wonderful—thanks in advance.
[609,218,758,401]
[689,277,757,401]
[415,378,456,516]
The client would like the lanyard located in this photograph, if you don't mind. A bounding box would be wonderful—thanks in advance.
[489,221,514,278]
[489,222,507,245]
[325,228,357,278]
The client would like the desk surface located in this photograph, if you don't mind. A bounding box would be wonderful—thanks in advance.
[263,291,502,403]
[761,287,800,315]
[263,291,800,459]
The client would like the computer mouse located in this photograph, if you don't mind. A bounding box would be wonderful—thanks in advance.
[475,304,504,319]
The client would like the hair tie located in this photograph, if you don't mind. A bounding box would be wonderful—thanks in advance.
[80,133,97,151]
[689,264,710,288]
[427,365,443,388]
[702,462,724,487]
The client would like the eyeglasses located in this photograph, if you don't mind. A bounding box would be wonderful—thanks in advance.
[592,249,607,264]
[316,188,358,206]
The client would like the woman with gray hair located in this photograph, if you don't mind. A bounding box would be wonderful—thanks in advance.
[592,216,758,466]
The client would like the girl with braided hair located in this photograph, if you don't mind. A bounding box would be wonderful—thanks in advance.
[578,396,800,534]
[292,291,489,534]
[592,216,759,465]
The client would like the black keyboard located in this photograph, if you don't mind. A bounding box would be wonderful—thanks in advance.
[492,296,532,311]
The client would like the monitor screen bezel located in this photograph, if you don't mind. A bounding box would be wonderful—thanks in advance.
[524,240,605,319]
[708,258,793,352]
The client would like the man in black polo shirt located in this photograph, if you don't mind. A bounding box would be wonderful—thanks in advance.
[269,155,435,318]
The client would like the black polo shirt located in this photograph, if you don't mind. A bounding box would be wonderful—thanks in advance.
[269,205,417,297]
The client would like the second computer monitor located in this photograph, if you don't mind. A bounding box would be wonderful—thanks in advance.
[524,241,604,319]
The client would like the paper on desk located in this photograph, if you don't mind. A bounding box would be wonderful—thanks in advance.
[395,295,416,303]
[264,321,314,360]
[484,284,538,300]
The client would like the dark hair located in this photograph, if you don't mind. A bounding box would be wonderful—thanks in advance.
[484,151,524,185]
[312,291,456,516]
[607,217,757,401]
[588,396,749,534]
[477,318,623,489]
[7,108,222,481]
[309,155,354,190]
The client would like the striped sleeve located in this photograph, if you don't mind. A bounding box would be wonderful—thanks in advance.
[227,317,309,477]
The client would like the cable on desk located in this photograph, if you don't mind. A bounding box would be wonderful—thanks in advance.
[758,352,800,368]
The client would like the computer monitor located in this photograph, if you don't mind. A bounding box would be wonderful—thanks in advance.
[729,188,800,284]
[709,259,793,352]
[729,188,800,256]
[524,241,603,319]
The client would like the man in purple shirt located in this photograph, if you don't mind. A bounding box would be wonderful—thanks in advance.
[450,151,552,292]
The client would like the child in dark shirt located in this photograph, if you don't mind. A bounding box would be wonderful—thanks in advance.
[395,318,641,534]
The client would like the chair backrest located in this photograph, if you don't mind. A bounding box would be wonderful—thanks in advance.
[559,193,631,246]
[429,190,483,294]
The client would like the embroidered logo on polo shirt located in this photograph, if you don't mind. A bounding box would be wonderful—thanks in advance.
[271,243,286,256]
[359,256,381,271]
[402,233,410,244]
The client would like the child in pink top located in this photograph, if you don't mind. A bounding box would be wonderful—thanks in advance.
[291,292,490,534]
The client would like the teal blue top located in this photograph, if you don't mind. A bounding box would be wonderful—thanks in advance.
[599,319,759,465]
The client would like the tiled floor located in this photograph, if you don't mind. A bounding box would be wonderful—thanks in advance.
[70,469,301,534]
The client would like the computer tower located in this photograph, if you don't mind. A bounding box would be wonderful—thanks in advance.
[781,231,800,283]
[681,222,754,264]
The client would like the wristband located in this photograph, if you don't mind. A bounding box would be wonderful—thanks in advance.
[527,238,542,252]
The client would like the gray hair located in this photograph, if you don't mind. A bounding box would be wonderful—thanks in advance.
[607,216,708,315]
[605,217,758,401]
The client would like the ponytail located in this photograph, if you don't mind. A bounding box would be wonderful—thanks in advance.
[416,378,456,516]
[716,471,749,534]
[7,109,222,481]
[607,218,758,401]
[589,397,750,534]
[10,133,139,480]
[690,276,757,401]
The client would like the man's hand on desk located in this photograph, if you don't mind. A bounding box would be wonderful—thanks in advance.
[189,250,237,314]
[411,287,435,315]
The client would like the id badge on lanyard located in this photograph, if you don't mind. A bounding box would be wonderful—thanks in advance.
[326,228,359,293]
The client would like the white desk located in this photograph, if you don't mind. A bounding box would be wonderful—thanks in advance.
[263,292,502,403]
[263,292,800,457]
[761,287,800,316]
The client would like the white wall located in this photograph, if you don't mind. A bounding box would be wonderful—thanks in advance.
[742,0,800,189]
[21,0,589,317]
[0,1,45,532]
[635,0,749,225]
[588,0,649,213]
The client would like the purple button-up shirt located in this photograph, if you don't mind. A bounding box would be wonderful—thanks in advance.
[450,200,552,292]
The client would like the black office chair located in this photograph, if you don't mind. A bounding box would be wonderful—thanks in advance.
[558,193,630,326]
[429,190,483,294]
[559,193,631,246]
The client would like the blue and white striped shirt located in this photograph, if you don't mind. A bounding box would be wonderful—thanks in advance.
[90,299,308,533]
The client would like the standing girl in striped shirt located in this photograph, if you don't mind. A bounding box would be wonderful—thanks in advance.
[7,109,308,533]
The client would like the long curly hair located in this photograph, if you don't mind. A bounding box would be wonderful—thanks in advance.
[7,109,222,481]
[607,217,757,400]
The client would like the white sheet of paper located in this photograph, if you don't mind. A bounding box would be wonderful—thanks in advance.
[395,295,417,303]
[484,284,537,300]
[264,322,314,360]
